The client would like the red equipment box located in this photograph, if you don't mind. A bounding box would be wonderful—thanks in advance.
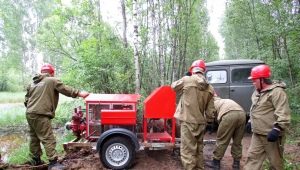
[143,86,176,143]
[144,86,176,118]
[101,110,136,125]
[84,93,140,139]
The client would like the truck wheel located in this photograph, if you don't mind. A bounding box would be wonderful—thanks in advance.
[100,136,135,169]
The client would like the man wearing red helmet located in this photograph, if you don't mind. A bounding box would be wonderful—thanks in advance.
[244,64,291,170]
[171,59,215,170]
[24,63,89,169]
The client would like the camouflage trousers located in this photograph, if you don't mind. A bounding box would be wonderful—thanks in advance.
[26,113,57,161]
[213,110,246,160]
[180,121,206,170]
[244,133,285,170]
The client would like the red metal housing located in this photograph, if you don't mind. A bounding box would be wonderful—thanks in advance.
[143,86,176,143]
[84,94,140,140]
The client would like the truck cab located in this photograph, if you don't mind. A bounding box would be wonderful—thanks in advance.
[205,59,265,115]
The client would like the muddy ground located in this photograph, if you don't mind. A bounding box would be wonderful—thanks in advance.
[1,133,299,170]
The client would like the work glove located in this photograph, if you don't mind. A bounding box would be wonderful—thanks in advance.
[185,72,191,76]
[246,121,252,134]
[267,128,280,142]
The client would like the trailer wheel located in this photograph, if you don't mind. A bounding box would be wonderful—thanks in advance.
[100,136,135,169]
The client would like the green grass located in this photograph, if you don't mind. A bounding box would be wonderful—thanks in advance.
[262,158,300,170]
[0,105,26,127]
[0,92,26,103]
[56,131,78,153]
[8,142,31,164]
[286,113,300,144]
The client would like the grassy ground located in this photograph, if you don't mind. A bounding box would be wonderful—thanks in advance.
[0,106,26,127]
[0,92,26,103]
[0,91,75,104]
[7,131,76,164]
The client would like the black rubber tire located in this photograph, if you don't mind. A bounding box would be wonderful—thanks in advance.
[100,136,135,170]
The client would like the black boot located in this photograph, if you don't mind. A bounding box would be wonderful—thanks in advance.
[212,159,220,170]
[48,158,65,170]
[24,156,45,166]
[232,159,240,170]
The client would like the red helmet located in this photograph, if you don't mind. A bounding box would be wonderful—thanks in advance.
[189,59,206,73]
[41,63,55,75]
[248,64,271,79]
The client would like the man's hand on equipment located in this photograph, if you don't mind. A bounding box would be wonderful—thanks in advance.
[79,91,89,98]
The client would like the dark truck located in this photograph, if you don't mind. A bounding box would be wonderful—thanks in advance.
[205,59,265,115]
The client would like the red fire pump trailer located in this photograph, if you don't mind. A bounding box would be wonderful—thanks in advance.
[65,85,179,169]
[65,85,216,169]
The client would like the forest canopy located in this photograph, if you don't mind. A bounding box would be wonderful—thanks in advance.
[0,0,299,96]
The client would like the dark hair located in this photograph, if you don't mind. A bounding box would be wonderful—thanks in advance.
[263,78,272,85]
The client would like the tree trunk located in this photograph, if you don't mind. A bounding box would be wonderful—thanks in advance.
[247,0,261,51]
[120,0,128,48]
[96,0,101,22]
[133,0,140,94]
[283,36,294,86]
[157,0,164,85]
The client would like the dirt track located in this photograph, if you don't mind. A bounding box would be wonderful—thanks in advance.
[60,133,300,169]
[1,133,299,170]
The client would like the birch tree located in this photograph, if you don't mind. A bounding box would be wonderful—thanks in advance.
[133,0,140,94]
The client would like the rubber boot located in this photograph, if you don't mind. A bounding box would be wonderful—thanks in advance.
[48,158,65,170]
[32,156,45,166]
[232,159,240,170]
[24,156,45,166]
[212,159,220,170]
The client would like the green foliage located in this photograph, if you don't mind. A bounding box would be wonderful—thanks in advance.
[75,34,135,93]
[262,157,299,170]
[138,0,219,93]
[53,99,85,126]
[36,0,135,93]
[286,85,300,141]
[0,1,24,91]
[222,0,300,85]
[287,85,300,115]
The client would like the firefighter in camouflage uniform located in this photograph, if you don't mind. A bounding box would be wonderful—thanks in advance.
[24,63,89,169]
[244,64,291,170]
[171,59,215,170]
[212,96,246,170]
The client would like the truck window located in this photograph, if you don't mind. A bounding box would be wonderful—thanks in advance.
[206,70,227,84]
[231,68,252,83]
